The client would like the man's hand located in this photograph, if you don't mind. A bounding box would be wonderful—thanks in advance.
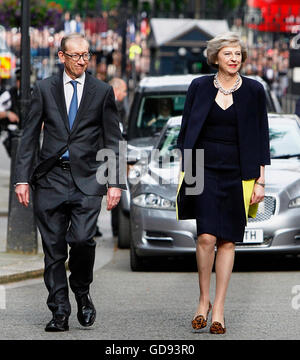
[7,111,19,123]
[106,187,121,211]
[15,184,30,207]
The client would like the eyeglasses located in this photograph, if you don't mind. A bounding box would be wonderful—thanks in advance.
[63,52,91,61]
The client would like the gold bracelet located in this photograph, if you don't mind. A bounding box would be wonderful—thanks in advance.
[255,181,265,188]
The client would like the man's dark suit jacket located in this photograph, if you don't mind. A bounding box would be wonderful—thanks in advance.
[176,74,271,220]
[14,71,126,195]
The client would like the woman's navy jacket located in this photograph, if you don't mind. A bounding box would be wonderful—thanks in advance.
[176,74,271,181]
[175,75,271,220]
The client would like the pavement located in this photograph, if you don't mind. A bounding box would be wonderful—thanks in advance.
[0,167,113,285]
[0,168,44,285]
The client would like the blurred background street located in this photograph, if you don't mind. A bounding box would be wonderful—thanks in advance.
[1,0,299,111]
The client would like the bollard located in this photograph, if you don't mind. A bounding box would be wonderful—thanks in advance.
[6,130,37,254]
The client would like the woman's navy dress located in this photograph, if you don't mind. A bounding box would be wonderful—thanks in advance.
[194,99,246,243]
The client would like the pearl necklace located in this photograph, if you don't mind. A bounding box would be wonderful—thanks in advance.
[214,72,241,95]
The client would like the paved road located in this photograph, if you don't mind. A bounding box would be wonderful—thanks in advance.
[1,243,300,340]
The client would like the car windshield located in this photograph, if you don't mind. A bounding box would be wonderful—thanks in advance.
[269,119,300,158]
[156,118,300,163]
[136,95,186,137]
[157,125,181,167]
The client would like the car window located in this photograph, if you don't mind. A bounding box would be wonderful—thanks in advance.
[136,95,186,137]
[156,118,300,163]
[269,120,300,158]
[157,125,181,167]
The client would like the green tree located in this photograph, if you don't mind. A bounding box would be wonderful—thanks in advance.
[101,0,187,13]
[205,0,243,18]
[0,0,63,28]
[102,0,120,11]
[68,0,98,15]
[50,0,242,18]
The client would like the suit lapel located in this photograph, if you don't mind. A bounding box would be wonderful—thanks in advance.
[50,72,96,134]
[232,76,248,143]
[70,72,96,134]
[50,74,70,133]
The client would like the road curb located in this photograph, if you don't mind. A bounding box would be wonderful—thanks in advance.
[0,268,44,285]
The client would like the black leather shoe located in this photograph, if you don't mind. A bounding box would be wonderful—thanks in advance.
[75,293,96,327]
[45,314,69,332]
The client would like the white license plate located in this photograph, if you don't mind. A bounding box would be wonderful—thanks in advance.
[243,228,264,243]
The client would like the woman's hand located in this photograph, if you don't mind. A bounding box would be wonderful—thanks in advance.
[250,183,265,205]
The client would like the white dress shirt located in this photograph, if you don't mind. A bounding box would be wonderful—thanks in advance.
[63,70,85,112]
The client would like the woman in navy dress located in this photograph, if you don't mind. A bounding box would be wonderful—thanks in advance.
[176,32,270,334]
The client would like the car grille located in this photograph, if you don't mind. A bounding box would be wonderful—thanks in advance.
[248,196,276,223]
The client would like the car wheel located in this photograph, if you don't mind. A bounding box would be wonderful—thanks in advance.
[130,240,145,271]
[117,206,130,249]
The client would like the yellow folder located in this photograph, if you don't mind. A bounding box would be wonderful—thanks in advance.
[242,179,258,220]
[176,171,185,221]
[176,173,258,221]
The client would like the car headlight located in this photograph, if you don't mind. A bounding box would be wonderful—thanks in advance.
[289,196,300,208]
[128,162,148,182]
[128,164,142,179]
[132,193,176,210]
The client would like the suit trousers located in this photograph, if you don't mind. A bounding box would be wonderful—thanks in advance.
[33,164,102,316]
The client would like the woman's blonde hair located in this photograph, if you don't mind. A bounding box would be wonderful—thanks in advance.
[206,32,247,68]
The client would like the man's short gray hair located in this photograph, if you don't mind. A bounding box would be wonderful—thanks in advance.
[206,32,248,69]
[60,33,89,52]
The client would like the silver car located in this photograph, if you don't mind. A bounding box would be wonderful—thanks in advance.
[129,114,300,271]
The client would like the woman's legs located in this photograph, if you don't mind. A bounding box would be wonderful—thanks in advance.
[212,239,235,326]
[195,234,235,326]
[194,233,216,318]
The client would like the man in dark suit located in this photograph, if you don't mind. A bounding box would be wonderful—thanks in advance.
[109,77,128,133]
[14,33,126,332]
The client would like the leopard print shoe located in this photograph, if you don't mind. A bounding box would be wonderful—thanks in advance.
[210,319,226,334]
[191,302,212,330]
